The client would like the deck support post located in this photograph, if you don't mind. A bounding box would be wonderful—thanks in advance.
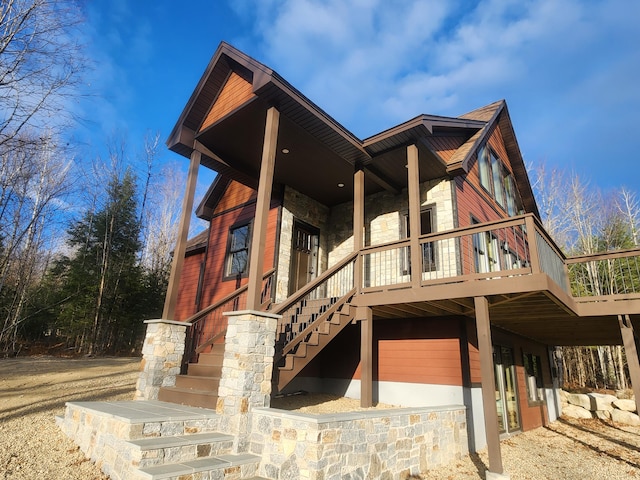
[246,106,279,311]
[354,165,365,292]
[357,306,373,407]
[619,314,640,412]
[474,296,509,480]
[163,149,201,319]
[406,144,421,287]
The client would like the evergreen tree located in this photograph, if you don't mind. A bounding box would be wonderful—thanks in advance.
[53,169,146,354]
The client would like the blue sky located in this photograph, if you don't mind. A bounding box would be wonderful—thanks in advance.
[74,0,640,197]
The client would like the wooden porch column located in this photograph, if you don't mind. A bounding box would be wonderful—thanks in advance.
[474,296,507,479]
[246,106,280,311]
[354,166,365,291]
[406,144,421,287]
[163,149,201,320]
[619,314,640,412]
[357,306,373,407]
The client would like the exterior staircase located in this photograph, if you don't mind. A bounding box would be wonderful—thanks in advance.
[158,343,223,409]
[275,293,355,392]
[56,400,267,480]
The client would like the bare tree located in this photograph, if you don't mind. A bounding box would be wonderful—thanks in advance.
[618,187,640,246]
[0,132,72,353]
[0,0,85,153]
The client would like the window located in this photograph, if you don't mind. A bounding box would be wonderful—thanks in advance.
[224,222,251,278]
[472,217,500,273]
[523,352,545,404]
[477,145,521,216]
[478,146,492,193]
[402,206,437,273]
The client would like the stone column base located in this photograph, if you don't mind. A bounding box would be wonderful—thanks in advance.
[217,310,281,452]
[134,319,190,400]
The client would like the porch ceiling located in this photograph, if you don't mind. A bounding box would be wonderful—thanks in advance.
[195,97,451,206]
[370,291,637,347]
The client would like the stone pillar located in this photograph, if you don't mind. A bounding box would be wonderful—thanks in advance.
[134,319,190,401]
[216,310,281,452]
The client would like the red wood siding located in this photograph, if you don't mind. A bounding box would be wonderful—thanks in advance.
[214,180,256,214]
[174,181,279,321]
[200,72,255,132]
[174,251,204,320]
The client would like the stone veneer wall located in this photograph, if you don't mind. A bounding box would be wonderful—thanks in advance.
[275,187,330,303]
[216,310,280,452]
[250,405,468,479]
[327,178,454,267]
[134,319,189,401]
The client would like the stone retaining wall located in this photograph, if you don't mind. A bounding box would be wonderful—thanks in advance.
[249,405,468,479]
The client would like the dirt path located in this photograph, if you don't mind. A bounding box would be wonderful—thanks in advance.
[1,357,639,479]
[0,356,139,480]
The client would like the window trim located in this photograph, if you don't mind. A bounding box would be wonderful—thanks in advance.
[222,220,252,281]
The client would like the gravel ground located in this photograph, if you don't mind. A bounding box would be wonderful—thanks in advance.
[1,357,640,479]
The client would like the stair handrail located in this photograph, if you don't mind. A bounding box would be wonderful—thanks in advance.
[184,268,275,324]
[272,252,358,315]
[277,288,356,361]
[182,268,275,370]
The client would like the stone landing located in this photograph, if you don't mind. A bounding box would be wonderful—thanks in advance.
[56,400,264,480]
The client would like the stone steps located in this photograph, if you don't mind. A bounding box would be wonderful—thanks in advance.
[57,400,260,480]
[137,453,259,479]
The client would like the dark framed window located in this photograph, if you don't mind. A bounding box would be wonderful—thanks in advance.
[477,145,522,216]
[523,352,545,404]
[224,221,251,279]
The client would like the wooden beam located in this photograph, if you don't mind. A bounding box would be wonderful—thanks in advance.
[163,150,201,319]
[407,145,421,288]
[474,296,505,476]
[246,106,279,311]
[619,314,640,413]
[363,165,401,194]
[354,166,365,292]
[357,306,373,407]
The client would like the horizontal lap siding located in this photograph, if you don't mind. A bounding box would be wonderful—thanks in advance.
[378,338,462,385]
[307,318,465,387]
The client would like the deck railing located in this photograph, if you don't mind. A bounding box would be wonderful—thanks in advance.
[566,249,640,302]
[181,269,275,370]
[359,214,570,295]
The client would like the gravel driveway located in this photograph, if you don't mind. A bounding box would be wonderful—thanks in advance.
[1,357,639,479]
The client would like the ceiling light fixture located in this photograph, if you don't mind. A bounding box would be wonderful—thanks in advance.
[281,148,290,154]
[337,183,345,188]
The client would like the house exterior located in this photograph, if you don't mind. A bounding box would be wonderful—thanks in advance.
[149,42,640,478]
